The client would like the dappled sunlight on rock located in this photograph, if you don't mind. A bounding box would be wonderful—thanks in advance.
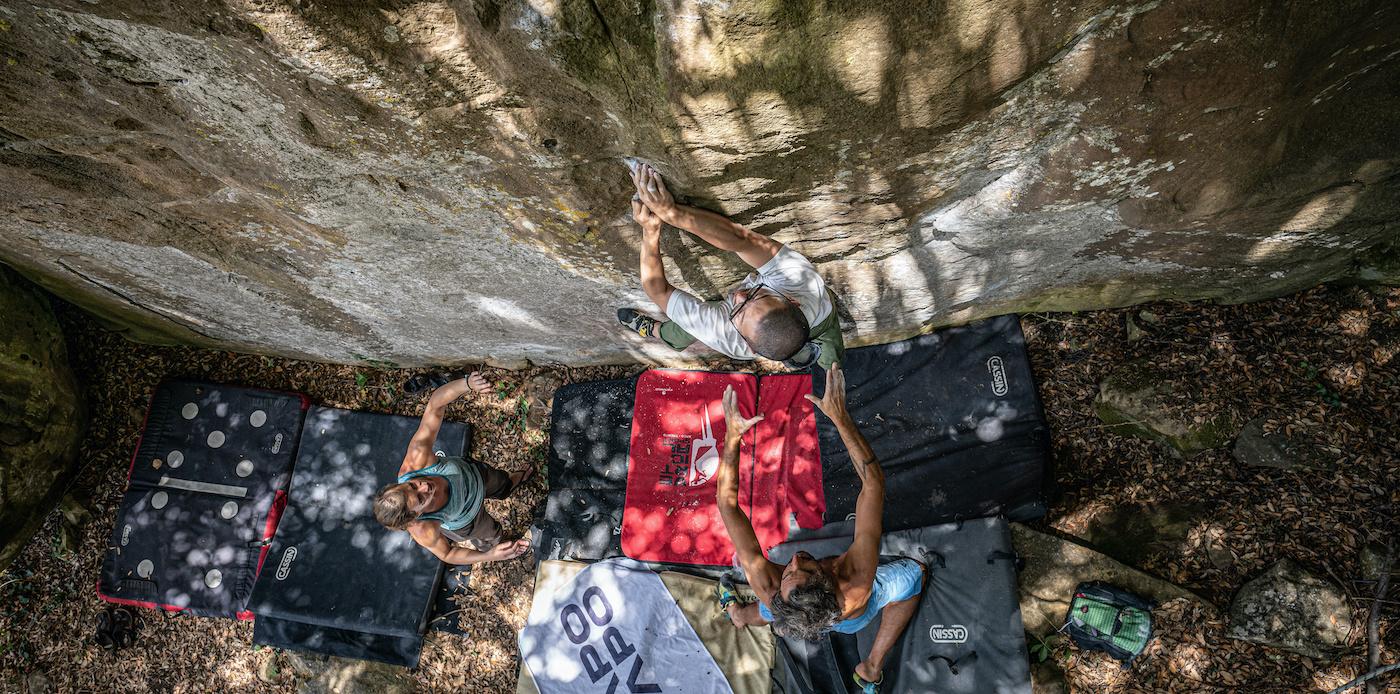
[829,14,892,104]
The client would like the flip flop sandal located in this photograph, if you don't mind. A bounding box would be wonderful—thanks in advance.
[403,373,454,395]
[109,606,138,649]
[851,672,883,694]
[94,608,117,651]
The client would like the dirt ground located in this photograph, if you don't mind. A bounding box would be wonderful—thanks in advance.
[0,283,1396,693]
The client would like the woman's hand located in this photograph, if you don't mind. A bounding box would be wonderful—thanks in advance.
[632,163,676,219]
[486,538,531,562]
[804,362,851,422]
[721,385,764,444]
[465,372,492,394]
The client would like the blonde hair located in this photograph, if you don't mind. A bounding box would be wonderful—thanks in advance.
[373,484,418,529]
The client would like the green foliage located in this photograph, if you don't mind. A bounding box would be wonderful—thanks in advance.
[1299,361,1343,407]
[1028,632,1061,663]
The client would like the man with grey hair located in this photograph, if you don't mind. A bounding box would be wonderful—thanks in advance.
[618,163,845,370]
[714,364,924,694]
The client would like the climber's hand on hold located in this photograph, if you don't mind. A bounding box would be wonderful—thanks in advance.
[632,163,676,220]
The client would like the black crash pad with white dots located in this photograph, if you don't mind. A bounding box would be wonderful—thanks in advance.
[97,381,309,619]
[247,406,467,667]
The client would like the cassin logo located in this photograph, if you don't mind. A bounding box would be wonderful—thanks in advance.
[929,624,969,643]
[275,546,298,580]
[120,524,132,547]
[986,356,1008,396]
[271,432,284,454]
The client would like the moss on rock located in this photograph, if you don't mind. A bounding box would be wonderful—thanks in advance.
[0,266,86,570]
[1094,360,1237,458]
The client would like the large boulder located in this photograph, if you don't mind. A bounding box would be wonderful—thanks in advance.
[1,1,1398,367]
[0,266,85,570]
[1094,360,1237,457]
[1228,559,1354,659]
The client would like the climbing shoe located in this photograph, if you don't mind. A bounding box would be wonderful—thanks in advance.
[852,671,882,694]
[716,573,741,610]
[716,572,754,621]
[617,308,659,339]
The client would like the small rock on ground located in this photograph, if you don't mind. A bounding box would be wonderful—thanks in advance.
[1233,417,1330,470]
[283,652,416,694]
[1227,558,1353,659]
[1359,542,1395,582]
[1094,360,1237,457]
[1078,501,1206,569]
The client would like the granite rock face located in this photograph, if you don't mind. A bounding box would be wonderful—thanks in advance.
[1,0,1397,366]
[0,267,85,570]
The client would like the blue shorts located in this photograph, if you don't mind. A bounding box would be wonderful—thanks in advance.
[758,558,924,634]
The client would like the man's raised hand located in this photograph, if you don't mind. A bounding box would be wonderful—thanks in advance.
[804,363,851,422]
[721,385,764,443]
[631,163,676,218]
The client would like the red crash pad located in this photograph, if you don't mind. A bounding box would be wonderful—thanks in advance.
[622,370,823,566]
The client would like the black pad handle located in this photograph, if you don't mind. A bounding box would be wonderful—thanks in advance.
[928,650,979,676]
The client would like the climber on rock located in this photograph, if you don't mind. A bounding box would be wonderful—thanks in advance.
[372,372,535,565]
[617,162,845,370]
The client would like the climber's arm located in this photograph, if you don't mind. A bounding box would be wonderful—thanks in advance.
[633,164,780,269]
[635,198,674,309]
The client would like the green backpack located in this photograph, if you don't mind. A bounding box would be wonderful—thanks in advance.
[1063,582,1155,665]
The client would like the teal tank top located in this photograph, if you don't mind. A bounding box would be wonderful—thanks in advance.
[397,456,483,531]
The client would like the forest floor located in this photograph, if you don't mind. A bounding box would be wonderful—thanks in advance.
[0,283,1396,693]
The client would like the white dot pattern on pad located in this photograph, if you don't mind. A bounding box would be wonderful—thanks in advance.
[137,559,154,578]
[205,569,222,589]
[249,410,267,428]
[151,491,168,510]
[207,431,225,448]
[181,403,198,420]
[236,460,254,477]
[221,501,238,519]
[167,450,184,468]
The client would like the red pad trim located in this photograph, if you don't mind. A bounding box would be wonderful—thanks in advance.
[99,382,309,619]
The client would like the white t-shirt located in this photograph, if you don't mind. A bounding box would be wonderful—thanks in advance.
[665,245,833,360]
